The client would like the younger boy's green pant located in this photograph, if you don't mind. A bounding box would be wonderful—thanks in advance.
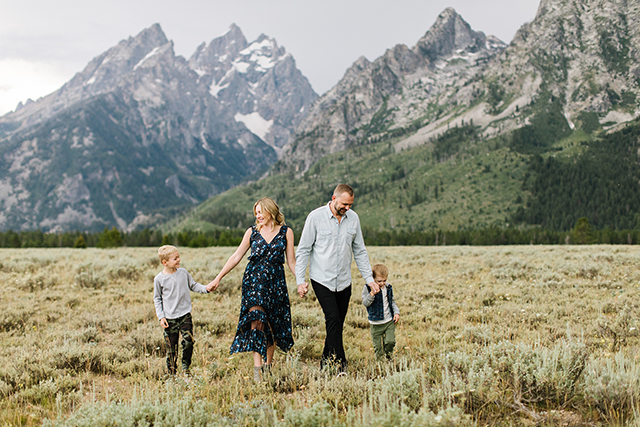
[370,320,396,359]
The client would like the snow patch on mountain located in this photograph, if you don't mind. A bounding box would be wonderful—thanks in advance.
[240,39,277,71]
[134,47,160,71]
[210,79,229,97]
[233,61,251,73]
[235,112,273,140]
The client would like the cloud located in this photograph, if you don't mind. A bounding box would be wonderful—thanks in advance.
[0,59,72,115]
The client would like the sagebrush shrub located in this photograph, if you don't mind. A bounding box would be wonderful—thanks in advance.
[583,351,640,423]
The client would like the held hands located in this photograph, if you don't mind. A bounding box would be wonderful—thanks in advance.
[297,283,308,298]
[368,281,380,295]
[160,318,169,329]
[206,278,220,292]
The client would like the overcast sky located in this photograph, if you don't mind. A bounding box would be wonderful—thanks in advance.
[0,0,541,116]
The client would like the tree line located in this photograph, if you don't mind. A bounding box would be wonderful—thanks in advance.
[0,228,244,249]
[362,221,640,246]
[0,217,637,249]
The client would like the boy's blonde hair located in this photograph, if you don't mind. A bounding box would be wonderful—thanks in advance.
[158,245,178,262]
[253,197,285,230]
[372,264,388,279]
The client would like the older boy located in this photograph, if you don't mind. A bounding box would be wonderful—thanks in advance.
[362,264,400,359]
[153,245,209,375]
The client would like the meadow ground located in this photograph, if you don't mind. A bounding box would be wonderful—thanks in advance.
[1,245,640,426]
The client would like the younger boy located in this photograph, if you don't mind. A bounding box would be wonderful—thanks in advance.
[153,245,209,375]
[362,264,400,359]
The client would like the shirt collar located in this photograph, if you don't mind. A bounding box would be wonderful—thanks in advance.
[325,202,350,220]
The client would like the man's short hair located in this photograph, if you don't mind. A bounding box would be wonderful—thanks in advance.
[334,184,354,197]
[372,264,389,279]
[158,245,178,262]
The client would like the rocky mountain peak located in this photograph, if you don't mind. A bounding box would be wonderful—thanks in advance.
[77,23,170,86]
[185,24,316,153]
[279,7,507,174]
[3,24,172,127]
[134,23,169,49]
[534,0,558,20]
[188,23,248,71]
[414,7,489,62]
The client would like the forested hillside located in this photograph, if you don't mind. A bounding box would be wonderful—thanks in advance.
[168,116,640,239]
[514,118,640,230]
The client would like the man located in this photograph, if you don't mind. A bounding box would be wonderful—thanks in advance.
[296,184,379,369]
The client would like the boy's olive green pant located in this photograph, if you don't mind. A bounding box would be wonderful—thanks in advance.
[370,320,396,359]
[164,312,194,375]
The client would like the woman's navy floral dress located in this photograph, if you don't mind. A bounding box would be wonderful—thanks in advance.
[230,225,294,358]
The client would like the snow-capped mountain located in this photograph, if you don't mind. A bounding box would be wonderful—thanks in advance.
[189,24,316,155]
[0,24,317,232]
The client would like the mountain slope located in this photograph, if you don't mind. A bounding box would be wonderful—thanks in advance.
[173,1,640,235]
[275,8,507,174]
[0,24,316,232]
[277,0,640,175]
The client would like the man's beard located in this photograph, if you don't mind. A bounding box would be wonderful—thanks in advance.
[332,201,346,216]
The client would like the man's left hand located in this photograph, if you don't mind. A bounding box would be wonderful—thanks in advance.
[368,281,380,294]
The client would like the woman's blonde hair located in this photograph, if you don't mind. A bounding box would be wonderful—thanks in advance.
[253,197,285,230]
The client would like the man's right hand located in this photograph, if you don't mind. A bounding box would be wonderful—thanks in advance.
[160,318,169,329]
[297,283,308,298]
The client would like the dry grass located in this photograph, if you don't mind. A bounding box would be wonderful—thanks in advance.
[1,245,640,425]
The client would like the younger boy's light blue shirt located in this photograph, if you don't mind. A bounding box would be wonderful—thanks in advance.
[153,268,208,320]
[295,203,373,292]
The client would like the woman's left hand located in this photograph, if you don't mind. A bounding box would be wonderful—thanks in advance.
[207,278,220,292]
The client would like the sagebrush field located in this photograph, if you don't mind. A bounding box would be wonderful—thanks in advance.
[1,245,640,426]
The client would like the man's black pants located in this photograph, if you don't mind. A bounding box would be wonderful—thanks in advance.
[311,280,351,369]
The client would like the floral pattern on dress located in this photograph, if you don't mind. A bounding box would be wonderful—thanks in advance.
[230,225,294,358]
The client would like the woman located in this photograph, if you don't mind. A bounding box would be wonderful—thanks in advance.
[207,197,299,381]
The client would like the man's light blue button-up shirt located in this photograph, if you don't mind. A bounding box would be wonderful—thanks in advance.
[295,203,373,292]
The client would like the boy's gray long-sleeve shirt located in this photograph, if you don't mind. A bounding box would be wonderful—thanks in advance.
[153,268,208,320]
[295,203,373,291]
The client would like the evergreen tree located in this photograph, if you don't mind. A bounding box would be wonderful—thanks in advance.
[572,217,594,244]
[73,235,87,249]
